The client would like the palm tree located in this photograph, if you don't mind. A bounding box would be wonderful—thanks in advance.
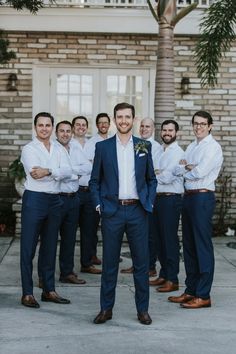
[147,0,197,134]
[195,0,236,87]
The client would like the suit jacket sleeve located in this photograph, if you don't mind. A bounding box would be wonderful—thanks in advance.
[89,142,102,209]
[146,142,158,207]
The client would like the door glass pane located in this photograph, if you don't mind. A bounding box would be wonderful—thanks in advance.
[55,74,93,134]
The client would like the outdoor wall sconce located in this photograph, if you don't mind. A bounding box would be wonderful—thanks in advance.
[181,76,190,95]
[7,73,18,91]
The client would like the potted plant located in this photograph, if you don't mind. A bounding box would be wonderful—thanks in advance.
[9,157,26,197]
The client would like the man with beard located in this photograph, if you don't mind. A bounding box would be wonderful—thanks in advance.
[120,117,161,276]
[149,120,184,293]
[89,102,157,325]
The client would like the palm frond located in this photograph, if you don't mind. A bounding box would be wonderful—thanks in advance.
[195,0,236,87]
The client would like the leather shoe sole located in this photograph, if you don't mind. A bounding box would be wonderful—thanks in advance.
[120,266,134,274]
[21,295,40,308]
[157,281,179,293]
[180,297,211,309]
[81,266,102,274]
[149,277,166,286]
[168,293,195,304]
[137,312,152,325]
[59,274,86,284]
[41,291,70,304]
[93,310,113,324]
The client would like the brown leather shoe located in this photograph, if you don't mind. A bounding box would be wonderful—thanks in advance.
[91,255,102,265]
[149,269,157,277]
[93,309,113,324]
[168,293,195,304]
[137,312,152,325]
[157,281,179,293]
[59,274,86,285]
[81,265,102,274]
[21,295,40,308]
[41,291,70,304]
[180,297,211,309]
[120,266,134,274]
[149,277,166,286]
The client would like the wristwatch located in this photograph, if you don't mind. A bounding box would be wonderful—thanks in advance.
[48,168,52,176]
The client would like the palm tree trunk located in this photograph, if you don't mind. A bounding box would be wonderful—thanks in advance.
[155,21,175,134]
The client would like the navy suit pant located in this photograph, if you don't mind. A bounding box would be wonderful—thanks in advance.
[20,190,62,295]
[148,211,158,271]
[182,192,215,299]
[153,194,182,283]
[58,194,80,276]
[100,203,149,313]
[78,189,100,267]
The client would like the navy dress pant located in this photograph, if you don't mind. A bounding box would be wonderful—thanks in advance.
[182,191,215,299]
[148,211,158,271]
[154,194,182,283]
[58,194,80,276]
[78,188,100,267]
[100,203,149,313]
[20,190,62,296]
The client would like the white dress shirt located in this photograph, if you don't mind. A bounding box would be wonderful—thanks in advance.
[21,138,73,194]
[153,141,184,194]
[116,135,139,200]
[146,137,161,164]
[56,140,92,193]
[174,134,223,191]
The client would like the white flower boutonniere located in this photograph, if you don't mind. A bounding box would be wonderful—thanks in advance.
[134,141,149,155]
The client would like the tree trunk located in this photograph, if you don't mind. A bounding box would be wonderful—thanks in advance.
[154,21,175,137]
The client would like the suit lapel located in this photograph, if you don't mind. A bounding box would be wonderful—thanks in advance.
[133,136,140,177]
[110,135,118,178]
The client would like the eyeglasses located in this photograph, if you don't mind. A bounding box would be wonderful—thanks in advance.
[193,122,208,128]
[97,121,109,125]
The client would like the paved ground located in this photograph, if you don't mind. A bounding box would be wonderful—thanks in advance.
[0,236,236,354]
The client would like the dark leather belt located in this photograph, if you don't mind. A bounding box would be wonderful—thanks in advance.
[185,189,211,195]
[79,186,89,192]
[119,199,139,206]
[59,192,77,197]
[156,192,179,196]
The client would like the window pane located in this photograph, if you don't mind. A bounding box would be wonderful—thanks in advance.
[69,75,80,94]
[81,76,93,94]
[57,75,68,94]
[69,96,80,115]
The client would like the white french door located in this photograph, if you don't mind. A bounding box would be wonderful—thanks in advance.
[33,66,154,136]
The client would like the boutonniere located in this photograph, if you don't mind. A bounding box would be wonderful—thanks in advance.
[134,141,149,155]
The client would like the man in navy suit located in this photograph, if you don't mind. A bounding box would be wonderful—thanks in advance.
[89,102,157,325]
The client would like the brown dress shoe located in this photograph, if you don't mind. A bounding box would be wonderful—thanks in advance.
[59,274,86,285]
[91,255,102,265]
[120,266,134,274]
[149,277,166,286]
[180,297,211,309]
[21,295,40,308]
[41,291,71,304]
[148,269,157,277]
[137,312,152,325]
[93,309,113,324]
[168,293,195,304]
[81,265,102,274]
[157,281,179,293]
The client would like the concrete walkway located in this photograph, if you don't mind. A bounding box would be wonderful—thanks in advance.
[0,236,236,354]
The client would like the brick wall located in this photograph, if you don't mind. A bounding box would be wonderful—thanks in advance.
[0,32,235,229]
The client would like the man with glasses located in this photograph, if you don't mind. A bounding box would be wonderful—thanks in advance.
[169,111,223,309]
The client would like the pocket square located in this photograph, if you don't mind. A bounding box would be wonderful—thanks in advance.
[139,153,145,157]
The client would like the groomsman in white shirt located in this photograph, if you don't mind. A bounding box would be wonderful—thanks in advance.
[72,116,102,274]
[169,111,223,308]
[20,112,71,308]
[37,120,92,286]
[149,120,184,293]
[120,118,161,276]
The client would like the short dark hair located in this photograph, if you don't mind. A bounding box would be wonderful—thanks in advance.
[96,113,110,125]
[192,111,213,125]
[34,112,54,126]
[161,119,179,132]
[113,102,135,119]
[71,115,88,128]
[56,120,72,132]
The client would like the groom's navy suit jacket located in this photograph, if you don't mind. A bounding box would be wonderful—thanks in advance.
[89,135,157,216]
